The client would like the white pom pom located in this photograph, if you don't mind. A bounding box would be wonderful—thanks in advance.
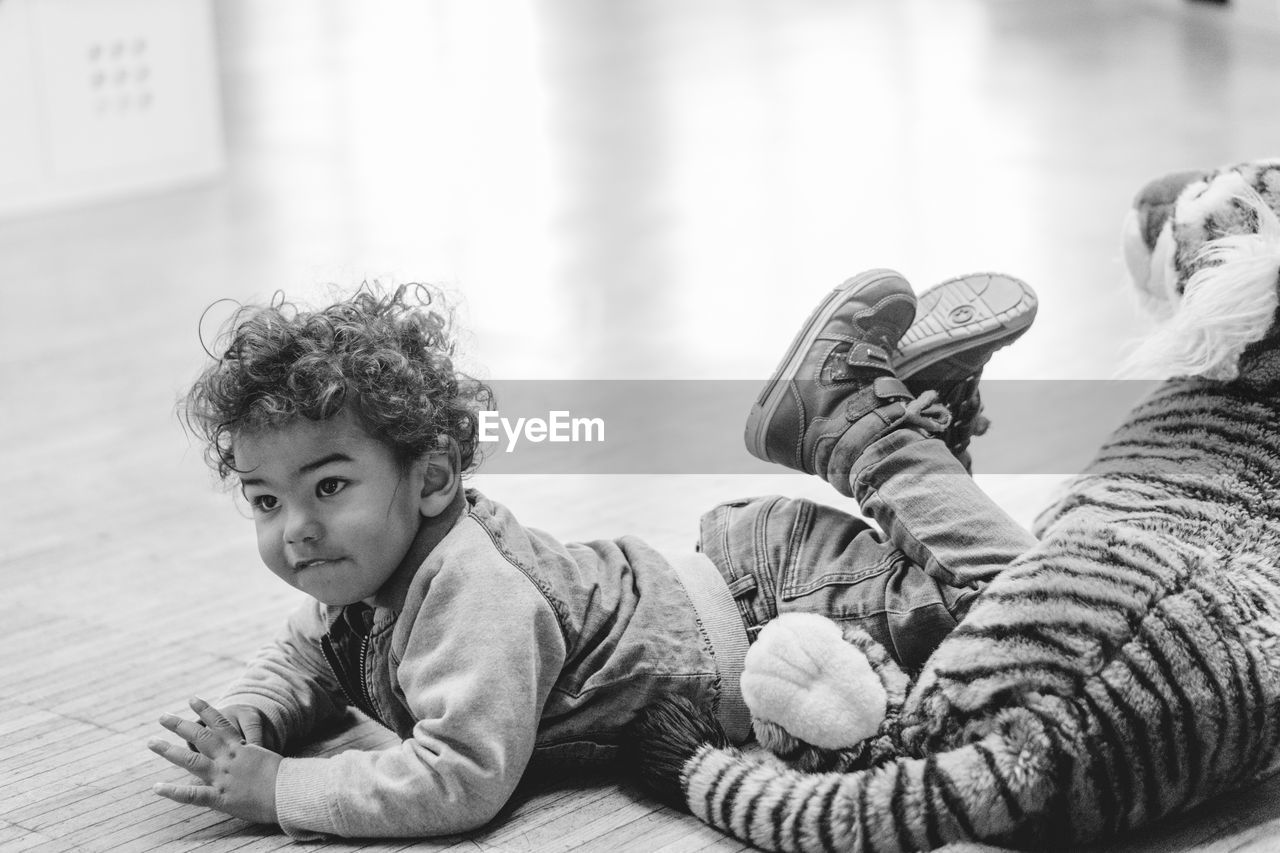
[740,613,886,749]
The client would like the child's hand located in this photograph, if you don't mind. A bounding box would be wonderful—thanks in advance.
[149,697,282,825]
[180,704,276,752]
[220,704,277,750]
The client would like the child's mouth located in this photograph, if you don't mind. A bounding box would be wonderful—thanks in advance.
[295,558,338,570]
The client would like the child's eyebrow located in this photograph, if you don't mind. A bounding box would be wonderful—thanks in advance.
[237,452,355,488]
[298,452,354,474]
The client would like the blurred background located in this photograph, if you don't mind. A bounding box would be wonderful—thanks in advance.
[8,0,1280,548]
[4,1,1280,848]
[9,0,1280,528]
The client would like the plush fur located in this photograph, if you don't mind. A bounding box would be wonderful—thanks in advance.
[741,613,887,749]
[630,159,1280,851]
[1122,159,1280,380]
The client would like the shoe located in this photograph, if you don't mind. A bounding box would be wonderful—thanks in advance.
[894,272,1038,470]
[744,269,949,494]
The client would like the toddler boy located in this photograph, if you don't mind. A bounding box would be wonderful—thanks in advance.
[150,272,1036,838]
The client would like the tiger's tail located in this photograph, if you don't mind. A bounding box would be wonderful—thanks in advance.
[672,706,1062,853]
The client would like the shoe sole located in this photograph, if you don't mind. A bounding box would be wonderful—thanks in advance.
[745,268,912,463]
[894,272,1037,378]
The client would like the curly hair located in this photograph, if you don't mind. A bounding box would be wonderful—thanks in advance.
[183,283,493,480]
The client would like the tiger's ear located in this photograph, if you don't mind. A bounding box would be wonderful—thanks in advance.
[1121,168,1203,321]
[1121,186,1280,381]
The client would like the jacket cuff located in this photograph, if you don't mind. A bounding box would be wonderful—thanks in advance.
[276,757,341,839]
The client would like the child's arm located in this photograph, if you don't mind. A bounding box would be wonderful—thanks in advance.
[270,557,567,839]
[217,599,349,750]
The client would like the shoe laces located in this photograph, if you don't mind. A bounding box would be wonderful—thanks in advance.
[901,389,952,435]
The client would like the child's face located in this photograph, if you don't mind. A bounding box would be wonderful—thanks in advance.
[232,409,425,607]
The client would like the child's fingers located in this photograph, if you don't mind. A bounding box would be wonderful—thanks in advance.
[225,708,266,747]
[188,697,244,743]
[158,713,209,747]
[152,781,221,810]
[148,739,214,782]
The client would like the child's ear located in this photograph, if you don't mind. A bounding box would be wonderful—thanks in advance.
[415,436,461,517]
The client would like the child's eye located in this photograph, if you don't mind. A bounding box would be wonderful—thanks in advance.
[250,494,278,512]
[317,478,347,498]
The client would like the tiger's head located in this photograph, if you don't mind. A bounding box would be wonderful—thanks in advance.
[1121,158,1280,382]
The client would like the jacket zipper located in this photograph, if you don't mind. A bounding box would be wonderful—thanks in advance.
[320,635,357,707]
[357,631,376,717]
[320,628,383,727]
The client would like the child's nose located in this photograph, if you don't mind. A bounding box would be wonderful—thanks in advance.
[284,512,322,544]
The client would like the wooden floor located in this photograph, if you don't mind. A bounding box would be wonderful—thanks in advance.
[4,0,1280,850]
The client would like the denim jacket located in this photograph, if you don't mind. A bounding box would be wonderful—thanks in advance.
[219,489,746,839]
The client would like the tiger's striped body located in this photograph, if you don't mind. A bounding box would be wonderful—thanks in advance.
[674,376,1280,852]
[642,161,1280,851]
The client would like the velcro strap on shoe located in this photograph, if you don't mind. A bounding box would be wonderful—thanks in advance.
[844,342,894,371]
[842,377,913,422]
[873,376,912,401]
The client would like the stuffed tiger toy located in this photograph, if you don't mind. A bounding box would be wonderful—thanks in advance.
[630,158,1280,851]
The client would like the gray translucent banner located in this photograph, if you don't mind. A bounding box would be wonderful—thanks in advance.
[472,380,1161,475]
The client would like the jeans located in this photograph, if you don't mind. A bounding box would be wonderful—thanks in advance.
[698,430,1036,670]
